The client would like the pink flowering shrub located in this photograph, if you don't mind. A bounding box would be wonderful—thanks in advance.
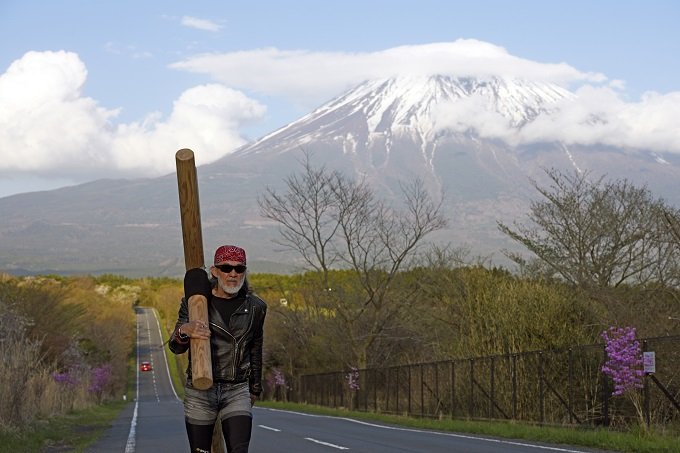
[89,364,113,400]
[601,326,649,427]
[52,369,81,388]
[267,368,288,400]
[601,326,644,396]
[347,367,360,391]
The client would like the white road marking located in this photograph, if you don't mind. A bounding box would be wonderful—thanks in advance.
[150,307,181,401]
[124,402,138,453]
[262,408,592,453]
[305,437,349,450]
[259,425,282,432]
[125,316,141,452]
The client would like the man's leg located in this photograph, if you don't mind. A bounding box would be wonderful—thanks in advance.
[221,415,252,453]
[185,421,215,453]
[184,386,219,452]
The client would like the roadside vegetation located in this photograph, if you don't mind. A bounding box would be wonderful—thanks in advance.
[0,274,179,452]
[1,163,679,451]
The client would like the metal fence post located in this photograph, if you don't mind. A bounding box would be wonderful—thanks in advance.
[421,363,425,417]
[435,363,440,417]
[408,366,412,416]
[602,345,610,427]
[643,340,650,428]
[490,356,495,419]
[568,348,574,424]
[539,351,545,424]
[374,368,378,411]
[512,354,517,419]
[469,359,474,418]
[450,361,456,418]
[396,366,400,414]
[386,367,391,413]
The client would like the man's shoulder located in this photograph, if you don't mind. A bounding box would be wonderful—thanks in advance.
[248,293,268,308]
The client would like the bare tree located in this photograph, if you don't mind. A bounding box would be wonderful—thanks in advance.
[259,156,342,279]
[664,209,680,244]
[498,169,679,289]
[259,155,447,368]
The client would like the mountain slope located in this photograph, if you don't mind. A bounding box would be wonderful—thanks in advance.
[1,75,678,276]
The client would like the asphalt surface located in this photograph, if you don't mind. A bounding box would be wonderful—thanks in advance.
[87,307,188,452]
[88,308,621,453]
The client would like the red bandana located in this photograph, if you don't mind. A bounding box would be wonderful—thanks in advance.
[214,245,246,265]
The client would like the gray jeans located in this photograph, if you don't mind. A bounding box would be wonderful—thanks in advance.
[184,381,252,425]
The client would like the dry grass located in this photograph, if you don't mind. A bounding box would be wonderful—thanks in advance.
[0,328,95,431]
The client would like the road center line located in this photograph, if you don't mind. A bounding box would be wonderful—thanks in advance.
[258,425,281,432]
[305,437,349,450]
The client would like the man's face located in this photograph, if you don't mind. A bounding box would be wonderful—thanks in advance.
[213,260,246,296]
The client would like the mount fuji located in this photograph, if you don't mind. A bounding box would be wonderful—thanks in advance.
[2,75,679,276]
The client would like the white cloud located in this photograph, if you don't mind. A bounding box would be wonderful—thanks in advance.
[431,84,680,153]
[181,16,222,32]
[518,86,680,152]
[0,51,266,182]
[170,39,605,107]
[169,38,680,154]
[111,84,266,172]
[3,40,680,197]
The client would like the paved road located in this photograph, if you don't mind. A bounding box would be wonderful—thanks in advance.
[249,408,620,453]
[89,308,620,453]
[87,307,188,452]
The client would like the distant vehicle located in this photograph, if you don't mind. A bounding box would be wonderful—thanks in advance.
[140,361,152,372]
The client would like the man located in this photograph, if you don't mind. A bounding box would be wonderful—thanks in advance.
[170,245,267,453]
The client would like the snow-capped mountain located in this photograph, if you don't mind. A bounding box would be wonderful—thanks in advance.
[246,75,571,151]
[209,75,579,202]
[1,75,679,276]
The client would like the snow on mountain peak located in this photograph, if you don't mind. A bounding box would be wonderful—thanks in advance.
[245,75,573,154]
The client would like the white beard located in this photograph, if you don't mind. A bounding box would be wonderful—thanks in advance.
[220,276,244,295]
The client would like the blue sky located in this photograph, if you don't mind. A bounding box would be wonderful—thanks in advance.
[1,0,679,197]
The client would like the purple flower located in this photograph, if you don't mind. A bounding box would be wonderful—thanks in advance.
[347,367,360,391]
[601,326,643,396]
[89,364,112,394]
[52,369,80,388]
[267,368,288,390]
[273,369,286,387]
[268,368,286,388]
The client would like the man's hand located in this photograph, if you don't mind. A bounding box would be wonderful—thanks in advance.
[250,394,257,407]
[179,320,211,340]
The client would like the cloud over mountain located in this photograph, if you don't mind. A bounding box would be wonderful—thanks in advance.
[2,40,680,197]
[170,40,604,105]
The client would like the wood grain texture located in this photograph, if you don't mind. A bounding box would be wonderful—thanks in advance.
[175,148,213,391]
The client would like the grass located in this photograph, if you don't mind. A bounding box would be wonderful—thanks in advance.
[257,400,680,453]
[154,307,187,400]
[0,400,126,453]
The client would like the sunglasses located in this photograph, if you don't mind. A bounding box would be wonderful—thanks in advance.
[215,264,247,274]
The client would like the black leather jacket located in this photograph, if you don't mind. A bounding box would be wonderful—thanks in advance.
[169,291,267,395]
